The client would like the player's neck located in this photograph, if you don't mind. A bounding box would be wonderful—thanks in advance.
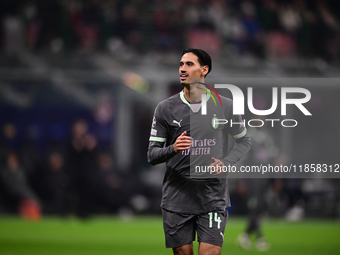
[183,83,206,103]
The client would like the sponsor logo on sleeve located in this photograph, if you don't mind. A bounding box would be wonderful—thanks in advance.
[151,129,157,136]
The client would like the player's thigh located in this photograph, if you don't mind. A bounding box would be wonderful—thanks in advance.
[162,209,196,248]
[196,210,228,248]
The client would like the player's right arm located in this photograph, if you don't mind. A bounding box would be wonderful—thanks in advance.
[148,131,191,165]
[147,103,190,165]
[147,140,176,166]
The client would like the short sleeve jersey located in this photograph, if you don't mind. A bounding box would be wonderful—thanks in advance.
[149,90,247,214]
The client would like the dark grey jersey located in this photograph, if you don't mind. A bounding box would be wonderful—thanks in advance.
[148,90,251,214]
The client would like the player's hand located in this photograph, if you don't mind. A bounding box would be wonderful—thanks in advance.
[173,131,191,153]
[210,157,225,175]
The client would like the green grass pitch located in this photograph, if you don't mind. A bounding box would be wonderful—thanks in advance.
[0,216,339,255]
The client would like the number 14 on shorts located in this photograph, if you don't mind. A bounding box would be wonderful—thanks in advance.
[208,212,221,229]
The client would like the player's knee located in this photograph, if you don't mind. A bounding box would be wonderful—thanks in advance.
[209,249,221,255]
[173,244,193,255]
[200,249,221,255]
[199,243,222,255]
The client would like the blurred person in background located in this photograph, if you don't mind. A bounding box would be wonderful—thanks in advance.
[68,119,98,218]
[19,140,45,201]
[236,117,274,251]
[116,4,142,52]
[94,151,127,213]
[44,151,69,216]
[311,0,339,63]
[239,1,264,58]
[278,2,302,38]
[258,0,280,34]
[153,6,183,52]
[0,151,41,219]
[236,179,270,251]
[293,0,315,59]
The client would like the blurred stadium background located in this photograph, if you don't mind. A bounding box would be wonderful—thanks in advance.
[0,0,340,254]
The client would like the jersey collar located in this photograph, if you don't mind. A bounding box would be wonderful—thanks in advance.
[180,89,211,113]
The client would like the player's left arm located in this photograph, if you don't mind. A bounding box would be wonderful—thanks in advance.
[210,133,251,174]
[222,131,251,166]
[222,112,252,166]
[210,109,251,173]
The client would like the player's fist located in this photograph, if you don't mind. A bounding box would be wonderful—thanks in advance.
[173,131,191,153]
[210,157,225,175]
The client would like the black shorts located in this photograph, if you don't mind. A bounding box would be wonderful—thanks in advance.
[162,208,228,248]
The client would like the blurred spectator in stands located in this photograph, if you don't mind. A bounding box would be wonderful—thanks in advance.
[55,0,98,52]
[68,119,98,218]
[184,0,213,30]
[153,7,172,51]
[78,0,101,51]
[68,0,85,50]
[185,0,221,56]
[186,27,221,57]
[207,0,240,57]
[263,2,298,60]
[2,2,24,54]
[278,3,302,37]
[153,6,182,52]
[311,0,339,62]
[35,0,63,51]
[294,0,314,58]
[265,32,296,59]
[207,0,226,34]
[259,0,280,34]
[23,1,41,51]
[100,0,118,47]
[239,1,264,58]
[0,0,339,61]
[116,4,142,52]
[44,151,69,216]
[0,151,41,219]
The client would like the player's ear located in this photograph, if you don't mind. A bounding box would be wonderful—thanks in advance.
[202,65,209,76]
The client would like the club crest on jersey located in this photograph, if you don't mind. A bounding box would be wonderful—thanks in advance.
[212,115,219,129]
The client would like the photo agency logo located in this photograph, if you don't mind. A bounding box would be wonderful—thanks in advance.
[201,84,312,128]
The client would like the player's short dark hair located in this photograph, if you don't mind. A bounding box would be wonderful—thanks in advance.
[182,48,212,77]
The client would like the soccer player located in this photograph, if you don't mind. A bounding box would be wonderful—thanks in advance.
[236,179,271,251]
[147,48,252,255]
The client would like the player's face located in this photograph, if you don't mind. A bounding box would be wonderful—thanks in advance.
[179,53,208,86]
